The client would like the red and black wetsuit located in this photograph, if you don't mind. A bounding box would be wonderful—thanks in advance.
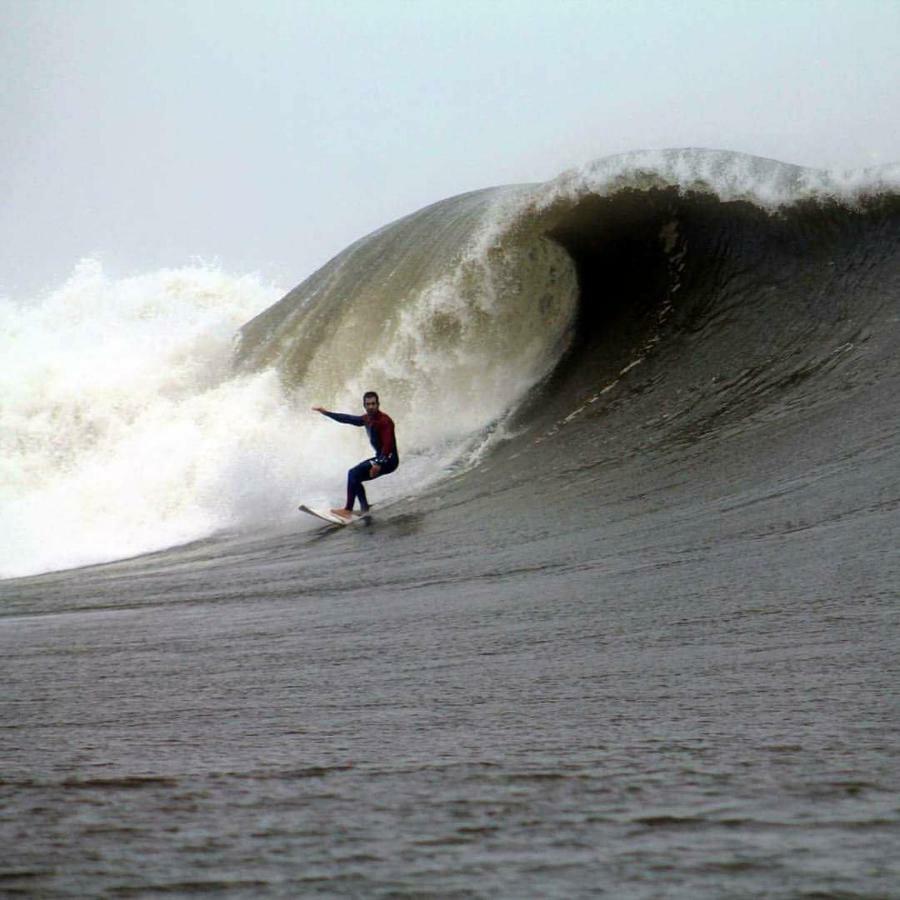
[322,410,399,511]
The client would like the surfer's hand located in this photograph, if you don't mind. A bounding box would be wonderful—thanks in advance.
[370,463,381,476]
[312,405,326,413]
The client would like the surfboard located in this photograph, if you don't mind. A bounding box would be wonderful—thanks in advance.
[298,504,369,526]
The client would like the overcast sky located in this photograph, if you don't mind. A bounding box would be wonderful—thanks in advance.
[2,0,898,297]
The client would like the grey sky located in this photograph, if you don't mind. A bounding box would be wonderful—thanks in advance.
[2,0,898,297]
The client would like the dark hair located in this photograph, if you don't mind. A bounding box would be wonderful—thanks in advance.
[363,391,379,404]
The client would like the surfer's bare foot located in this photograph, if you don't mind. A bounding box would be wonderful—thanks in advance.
[330,508,353,520]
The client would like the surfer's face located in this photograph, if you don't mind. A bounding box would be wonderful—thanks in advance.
[364,397,379,415]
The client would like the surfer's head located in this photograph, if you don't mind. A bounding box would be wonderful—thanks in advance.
[363,391,380,414]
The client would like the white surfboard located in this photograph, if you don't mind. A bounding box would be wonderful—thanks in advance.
[298,504,369,526]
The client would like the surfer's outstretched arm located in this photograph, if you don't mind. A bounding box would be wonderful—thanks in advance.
[311,406,365,426]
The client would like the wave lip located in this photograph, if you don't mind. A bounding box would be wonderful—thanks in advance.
[536,147,900,209]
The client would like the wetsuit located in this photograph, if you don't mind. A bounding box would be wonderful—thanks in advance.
[322,410,399,512]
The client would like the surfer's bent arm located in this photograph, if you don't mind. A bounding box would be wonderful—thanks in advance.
[372,417,396,466]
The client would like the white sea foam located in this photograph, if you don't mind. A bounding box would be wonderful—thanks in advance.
[1,254,561,579]
[339,234,578,448]
[0,261,360,578]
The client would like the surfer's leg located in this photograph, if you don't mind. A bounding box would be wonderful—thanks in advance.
[345,456,395,512]
[376,457,398,477]
[346,460,373,511]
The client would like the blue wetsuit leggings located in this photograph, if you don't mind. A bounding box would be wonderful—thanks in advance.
[346,456,398,511]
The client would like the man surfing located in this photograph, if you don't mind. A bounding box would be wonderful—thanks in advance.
[311,391,399,522]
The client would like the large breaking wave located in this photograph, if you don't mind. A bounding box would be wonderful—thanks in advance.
[236,147,899,445]
[3,149,899,578]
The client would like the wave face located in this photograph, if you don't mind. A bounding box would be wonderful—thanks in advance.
[5,149,899,578]
[236,186,580,449]
[237,146,899,463]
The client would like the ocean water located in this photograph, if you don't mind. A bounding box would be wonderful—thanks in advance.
[2,149,899,896]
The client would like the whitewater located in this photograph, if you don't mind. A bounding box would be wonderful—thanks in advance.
[1,261,293,577]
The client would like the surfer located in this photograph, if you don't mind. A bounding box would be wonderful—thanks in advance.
[312,392,398,521]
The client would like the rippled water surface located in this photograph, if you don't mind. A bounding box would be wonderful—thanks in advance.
[3,440,898,897]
